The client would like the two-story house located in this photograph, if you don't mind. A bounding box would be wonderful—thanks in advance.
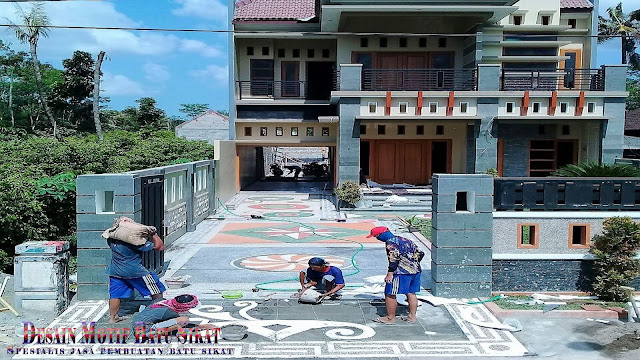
[230,0,625,188]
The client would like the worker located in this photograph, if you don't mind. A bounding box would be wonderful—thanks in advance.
[299,257,345,300]
[284,165,302,179]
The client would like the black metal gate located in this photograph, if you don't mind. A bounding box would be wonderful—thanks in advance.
[141,175,165,274]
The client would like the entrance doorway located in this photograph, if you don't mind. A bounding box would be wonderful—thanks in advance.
[363,139,451,184]
[306,62,334,100]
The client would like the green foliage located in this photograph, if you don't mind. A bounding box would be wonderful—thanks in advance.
[598,2,640,68]
[0,250,13,273]
[627,70,640,110]
[552,162,640,177]
[335,180,362,206]
[405,216,432,239]
[484,168,499,178]
[36,172,76,200]
[590,217,640,301]
[178,103,209,119]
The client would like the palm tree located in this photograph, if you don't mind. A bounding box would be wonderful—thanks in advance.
[6,4,60,140]
[598,2,640,69]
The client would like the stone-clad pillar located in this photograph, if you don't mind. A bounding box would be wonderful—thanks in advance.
[431,174,493,297]
[337,64,363,183]
[602,65,627,164]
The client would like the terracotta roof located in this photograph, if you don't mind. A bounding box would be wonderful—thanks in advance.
[626,109,640,131]
[234,0,317,21]
[560,0,594,9]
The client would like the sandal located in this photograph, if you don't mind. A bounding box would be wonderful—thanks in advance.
[399,316,417,323]
[372,317,396,325]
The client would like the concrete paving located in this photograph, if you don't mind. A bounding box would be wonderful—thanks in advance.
[11,189,640,359]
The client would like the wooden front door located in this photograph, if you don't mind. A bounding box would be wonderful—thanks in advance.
[368,139,451,184]
[281,61,300,97]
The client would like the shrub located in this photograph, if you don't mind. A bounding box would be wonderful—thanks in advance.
[484,168,499,178]
[553,162,640,177]
[0,250,13,273]
[335,180,362,206]
[590,217,640,301]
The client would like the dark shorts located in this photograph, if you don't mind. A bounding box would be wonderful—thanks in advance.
[109,273,165,299]
[385,273,421,295]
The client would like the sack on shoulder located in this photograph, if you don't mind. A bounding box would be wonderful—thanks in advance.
[101,216,157,246]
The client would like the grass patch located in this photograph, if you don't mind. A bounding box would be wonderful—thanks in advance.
[405,216,431,240]
[494,295,627,311]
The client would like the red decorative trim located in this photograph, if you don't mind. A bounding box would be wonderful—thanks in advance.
[416,91,423,115]
[386,91,391,116]
[575,91,585,116]
[549,91,558,115]
[447,91,454,116]
[521,91,530,116]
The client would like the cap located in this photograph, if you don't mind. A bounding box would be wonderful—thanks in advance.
[367,226,390,238]
[308,257,328,266]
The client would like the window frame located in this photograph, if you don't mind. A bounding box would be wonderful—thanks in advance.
[513,15,523,25]
[244,127,252,136]
[260,127,268,136]
[276,127,283,136]
[322,127,330,136]
[568,223,590,249]
[377,125,386,135]
[505,102,515,114]
[532,102,541,114]
[397,125,405,135]
[399,101,408,114]
[459,102,469,114]
[291,127,299,136]
[559,102,569,113]
[587,102,596,113]
[517,223,540,249]
[368,101,378,114]
[306,127,315,136]
[429,102,438,114]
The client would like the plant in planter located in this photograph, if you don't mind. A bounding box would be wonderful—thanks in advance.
[590,217,640,301]
[335,180,362,208]
[484,168,499,178]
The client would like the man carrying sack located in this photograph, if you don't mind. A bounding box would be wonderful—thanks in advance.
[102,217,166,323]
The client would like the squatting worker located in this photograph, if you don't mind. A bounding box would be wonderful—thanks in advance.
[299,257,345,300]
[108,232,166,323]
[368,226,424,324]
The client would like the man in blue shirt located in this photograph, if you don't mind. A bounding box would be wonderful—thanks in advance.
[299,257,345,300]
[368,226,424,324]
[108,233,166,323]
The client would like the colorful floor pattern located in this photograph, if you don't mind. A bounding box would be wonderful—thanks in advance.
[231,254,352,272]
[209,222,379,244]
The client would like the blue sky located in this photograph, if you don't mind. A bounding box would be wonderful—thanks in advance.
[0,0,637,117]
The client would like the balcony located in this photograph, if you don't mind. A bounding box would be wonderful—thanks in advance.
[362,69,477,91]
[501,69,605,91]
[237,81,307,100]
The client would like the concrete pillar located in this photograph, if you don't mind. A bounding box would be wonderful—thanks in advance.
[338,98,361,183]
[477,64,500,91]
[602,65,627,164]
[475,98,498,173]
[14,241,70,314]
[431,174,493,298]
[339,64,362,91]
[76,174,141,300]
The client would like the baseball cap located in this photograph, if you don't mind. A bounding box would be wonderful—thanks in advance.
[367,226,390,238]
[308,257,328,266]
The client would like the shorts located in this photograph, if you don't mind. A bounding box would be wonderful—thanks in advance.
[109,273,166,299]
[385,273,421,296]
[303,270,338,291]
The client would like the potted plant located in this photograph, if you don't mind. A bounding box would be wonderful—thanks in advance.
[334,180,362,208]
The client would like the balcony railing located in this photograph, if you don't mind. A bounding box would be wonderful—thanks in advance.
[362,69,477,91]
[501,69,604,91]
[494,178,640,211]
[237,81,308,100]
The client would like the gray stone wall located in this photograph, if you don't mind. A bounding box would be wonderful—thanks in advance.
[431,174,493,297]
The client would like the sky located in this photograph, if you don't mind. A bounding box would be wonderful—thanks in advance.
[0,0,637,117]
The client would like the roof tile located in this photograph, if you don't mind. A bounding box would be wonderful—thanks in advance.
[234,0,317,21]
[560,0,594,9]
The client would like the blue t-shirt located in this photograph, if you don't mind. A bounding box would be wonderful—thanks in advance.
[107,239,154,278]
[305,266,345,285]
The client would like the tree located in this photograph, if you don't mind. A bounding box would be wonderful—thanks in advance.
[0,41,28,128]
[599,2,640,69]
[93,51,105,140]
[7,3,60,140]
[216,109,230,117]
[51,51,95,131]
[136,97,166,128]
[628,70,640,110]
[178,103,209,119]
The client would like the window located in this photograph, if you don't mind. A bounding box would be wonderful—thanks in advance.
[587,102,596,113]
[513,15,523,25]
[541,15,550,26]
[291,127,298,136]
[517,224,539,248]
[506,102,515,113]
[438,38,447,48]
[292,49,300,58]
[322,49,330,58]
[460,102,469,114]
[532,102,541,113]
[250,59,274,96]
[277,49,285,58]
[560,102,569,113]
[244,127,252,136]
[377,125,386,135]
[436,125,444,135]
[307,49,315,58]
[322,127,330,136]
[178,174,184,200]
[360,38,369,47]
[429,102,438,113]
[529,140,576,176]
[306,127,314,136]
[171,177,176,203]
[360,124,367,135]
[397,125,405,135]
[276,127,283,136]
[399,102,408,113]
[562,125,570,135]
[247,46,254,56]
[569,224,590,248]
[568,19,577,29]
[260,127,267,136]
[456,192,468,212]
[380,38,388,48]
[262,47,269,56]
[96,191,114,214]
[368,102,377,113]
[416,125,424,135]
[419,38,427,48]
[399,38,408,48]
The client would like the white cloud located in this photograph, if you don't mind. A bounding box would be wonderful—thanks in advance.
[144,63,171,83]
[189,64,228,83]
[180,39,223,58]
[172,0,228,22]
[102,72,146,97]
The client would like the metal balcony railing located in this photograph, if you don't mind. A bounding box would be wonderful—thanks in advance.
[362,68,477,91]
[501,68,605,91]
[236,81,306,99]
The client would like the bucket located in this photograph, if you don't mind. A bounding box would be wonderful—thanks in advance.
[298,289,323,304]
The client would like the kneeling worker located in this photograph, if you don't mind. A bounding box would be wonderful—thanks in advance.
[299,257,345,300]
